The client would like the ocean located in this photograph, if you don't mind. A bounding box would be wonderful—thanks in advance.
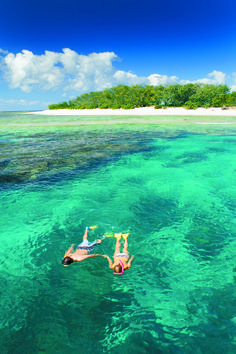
[0,112,236,353]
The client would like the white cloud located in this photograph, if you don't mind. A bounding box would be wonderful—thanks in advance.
[148,71,228,87]
[3,50,64,92]
[230,73,236,91]
[0,49,234,96]
[0,48,9,55]
[196,70,227,85]
[113,70,148,86]
[0,98,50,111]
[63,50,119,92]
[148,73,179,86]
[0,98,48,106]
[1,49,119,93]
[208,70,227,84]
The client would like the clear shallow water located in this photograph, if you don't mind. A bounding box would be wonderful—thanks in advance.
[0,112,236,353]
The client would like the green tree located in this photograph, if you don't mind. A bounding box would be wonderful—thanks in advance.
[189,84,230,107]
[48,83,235,110]
[226,91,236,106]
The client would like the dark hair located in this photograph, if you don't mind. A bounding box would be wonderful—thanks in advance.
[62,256,74,265]
[113,264,122,273]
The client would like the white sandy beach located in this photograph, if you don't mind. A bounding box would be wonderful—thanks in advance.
[28,106,236,116]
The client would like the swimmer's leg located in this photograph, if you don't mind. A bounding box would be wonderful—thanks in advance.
[113,233,122,256]
[122,234,129,254]
[82,229,89,241]
[83,225,97,241]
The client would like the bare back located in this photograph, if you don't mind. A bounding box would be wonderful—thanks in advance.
[67,249,101,262]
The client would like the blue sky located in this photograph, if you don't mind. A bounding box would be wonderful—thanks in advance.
[0,0,235,111]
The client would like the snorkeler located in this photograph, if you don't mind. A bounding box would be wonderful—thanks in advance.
[103,233,134,275]
[62,226,105,266]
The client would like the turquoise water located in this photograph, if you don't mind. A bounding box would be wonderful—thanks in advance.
[1,112,236,353]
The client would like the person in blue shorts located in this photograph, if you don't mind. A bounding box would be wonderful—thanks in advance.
[62,226,105,266]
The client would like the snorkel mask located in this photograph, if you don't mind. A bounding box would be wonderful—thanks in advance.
[113,260,124,275]
[62,253,74,266]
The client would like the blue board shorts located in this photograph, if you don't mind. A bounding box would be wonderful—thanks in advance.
[76,239,99,251]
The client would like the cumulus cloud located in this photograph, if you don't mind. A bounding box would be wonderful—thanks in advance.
[63,50,119,92]
[196,70,227,85]
[148,71,229,87]
[3,50,65,92]
[0,48,234,95]
[1,49,121,93]
[148,73,179,86]
[113,70,148,86]
[0,48,182,93]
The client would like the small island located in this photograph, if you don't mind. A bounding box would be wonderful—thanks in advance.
[48,83,236,110]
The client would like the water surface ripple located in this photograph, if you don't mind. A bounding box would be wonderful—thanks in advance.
[0,112,236,353]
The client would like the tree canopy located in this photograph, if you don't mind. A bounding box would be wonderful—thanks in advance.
[48,83,236,110]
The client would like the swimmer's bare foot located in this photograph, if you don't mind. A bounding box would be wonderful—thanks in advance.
[114,233,122,240]
[122,233,130,240]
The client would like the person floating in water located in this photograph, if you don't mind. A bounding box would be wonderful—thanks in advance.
[62,226,105,266]
[103,233,134,275]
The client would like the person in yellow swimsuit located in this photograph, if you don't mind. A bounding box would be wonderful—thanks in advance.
[62,226,105,266]
[103,233,134,275]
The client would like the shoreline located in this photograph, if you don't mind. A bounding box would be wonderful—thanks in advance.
[27,106,236,116]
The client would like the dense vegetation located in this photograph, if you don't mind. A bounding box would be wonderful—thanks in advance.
[48,84,236,110]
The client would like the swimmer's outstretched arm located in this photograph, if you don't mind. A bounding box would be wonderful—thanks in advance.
[66,244,75,253]
[85,254,103,258]
[82,254,104,260]
[127,255,134,268]
[71,254,103,262]
[103,255,113,268]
